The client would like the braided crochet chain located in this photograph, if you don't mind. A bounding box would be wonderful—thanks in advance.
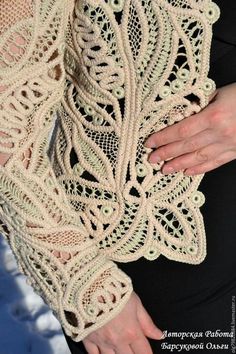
[0,0,133,341]
[52,0,220,266]
[0,0,220,342]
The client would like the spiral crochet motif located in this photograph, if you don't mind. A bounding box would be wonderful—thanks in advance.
[54,0,220,264]
[0,0,220,342]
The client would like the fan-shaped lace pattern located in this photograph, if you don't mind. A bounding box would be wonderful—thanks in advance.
[53,0,220,264]
[0,0,220,342]
[0,0,133,342]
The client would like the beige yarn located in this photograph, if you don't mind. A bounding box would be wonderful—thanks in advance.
[0,0,220,342]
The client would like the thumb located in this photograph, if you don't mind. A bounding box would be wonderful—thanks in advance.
[136,300,165,340]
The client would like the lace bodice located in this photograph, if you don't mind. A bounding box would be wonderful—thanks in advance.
[0,0,220,342]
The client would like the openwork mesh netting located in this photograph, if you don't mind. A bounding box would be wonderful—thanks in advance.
[0,0,220,341]
[54,0,219,264]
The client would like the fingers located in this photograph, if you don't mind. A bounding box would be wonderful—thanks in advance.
[144,103,214,149]
[98,346,115,354]
[136,299,164,340]
[130,333,154,354]
[84,340,134,354]
[84,336,153,354]
[148,128,215,164]
[161,143,235,175]
[83,341,101,354]
[184,150,236,175]
[116,344,135,354]
[82,291,160,354]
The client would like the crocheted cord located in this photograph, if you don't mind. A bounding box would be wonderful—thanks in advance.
[0,0,220,342]
[0,0,133,341]
[52,0,220,262]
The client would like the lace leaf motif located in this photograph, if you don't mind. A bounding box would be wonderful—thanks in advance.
[57,0,220,264]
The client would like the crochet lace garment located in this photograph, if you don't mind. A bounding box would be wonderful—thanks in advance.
[0,0,220,342]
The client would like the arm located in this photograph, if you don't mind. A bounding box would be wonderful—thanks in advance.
[0,0,133,341]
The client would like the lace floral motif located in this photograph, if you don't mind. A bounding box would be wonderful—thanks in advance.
[0,0,133,341]
[0,0,220,342]
[53,0,220,265]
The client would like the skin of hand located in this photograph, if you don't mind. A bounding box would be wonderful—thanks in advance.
[82,290,165,354]
[144,82,236,176]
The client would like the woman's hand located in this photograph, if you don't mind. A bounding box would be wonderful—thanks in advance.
[82,291,164,354]
[144,82,236,176]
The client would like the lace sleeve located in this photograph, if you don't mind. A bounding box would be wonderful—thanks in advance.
[0,0,133,341]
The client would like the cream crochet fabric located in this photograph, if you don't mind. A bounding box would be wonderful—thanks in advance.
[0,0,220,342]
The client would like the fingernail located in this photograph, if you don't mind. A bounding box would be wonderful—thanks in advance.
[144,140,157,148]
[163,166,174,174]
[154,155,162,162]
[148,155,157,163]
[149,155,162,163]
